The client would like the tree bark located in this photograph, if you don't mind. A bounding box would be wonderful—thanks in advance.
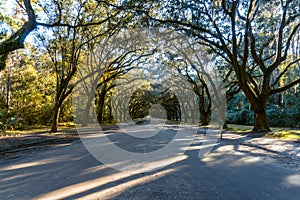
[242,93,271,132]
[252,107,271,132]
[198,91,211,126]
[237,72,272,132]
[108,102,113,123]
[0,0,36,70]
[199,109,210,126]
[51,104,60,133]
[97,85,107,123]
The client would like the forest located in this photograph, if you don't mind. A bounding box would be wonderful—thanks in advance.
[0,0,299,134]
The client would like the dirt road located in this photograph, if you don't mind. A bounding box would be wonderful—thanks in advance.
[0,124,299,200]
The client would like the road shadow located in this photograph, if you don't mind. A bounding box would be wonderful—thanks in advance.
[0,126,299,200]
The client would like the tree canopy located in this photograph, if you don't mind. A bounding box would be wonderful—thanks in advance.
[0,0,299,133]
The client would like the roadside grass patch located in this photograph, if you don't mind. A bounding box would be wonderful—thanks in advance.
[1,123,77,137]
[226,124,300,141]
[225,124,252,134]
[265,129,300,140]
[58,122,76,128]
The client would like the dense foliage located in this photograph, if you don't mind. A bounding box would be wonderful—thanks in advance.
[0,0,299,132]
[227,90,300,128]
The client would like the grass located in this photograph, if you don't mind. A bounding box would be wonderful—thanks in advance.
[0,122,76,137]
[1,122,299,141]
[265,129,300,140]
[225,124,300,140]
[1,125,48,137]
[57,122,76,128]
[224,124,253,133]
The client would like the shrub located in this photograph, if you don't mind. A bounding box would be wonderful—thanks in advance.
[226,109,253,125]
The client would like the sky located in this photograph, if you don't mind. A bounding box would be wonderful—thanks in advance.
[1,0,15,15]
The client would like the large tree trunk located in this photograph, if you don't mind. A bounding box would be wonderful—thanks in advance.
[198,93,211,126]
[199,110,210,126]
[108,102,113,123]
[252,107,271,132]
[97,97,105,123]
[240,81,271,132]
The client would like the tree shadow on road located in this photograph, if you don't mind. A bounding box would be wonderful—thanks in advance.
[0,128,300,200]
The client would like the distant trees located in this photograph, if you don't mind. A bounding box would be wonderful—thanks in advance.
[127,83,181,121]
[0,49,56,130]
[110,74,149,123]
[124,0,300,132]
[73,28,156,125]
[35,0,135,132]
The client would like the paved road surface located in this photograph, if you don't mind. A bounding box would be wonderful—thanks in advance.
[0,123,299,200]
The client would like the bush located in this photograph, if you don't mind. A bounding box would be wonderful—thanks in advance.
[266,93,300,128]
[0,110,25,132]
[227,91,299,128]
[226,109,254,125]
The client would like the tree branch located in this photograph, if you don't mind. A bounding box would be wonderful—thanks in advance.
[271,58,300,87]
[271,78,300,95]
[0,0,36,56]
